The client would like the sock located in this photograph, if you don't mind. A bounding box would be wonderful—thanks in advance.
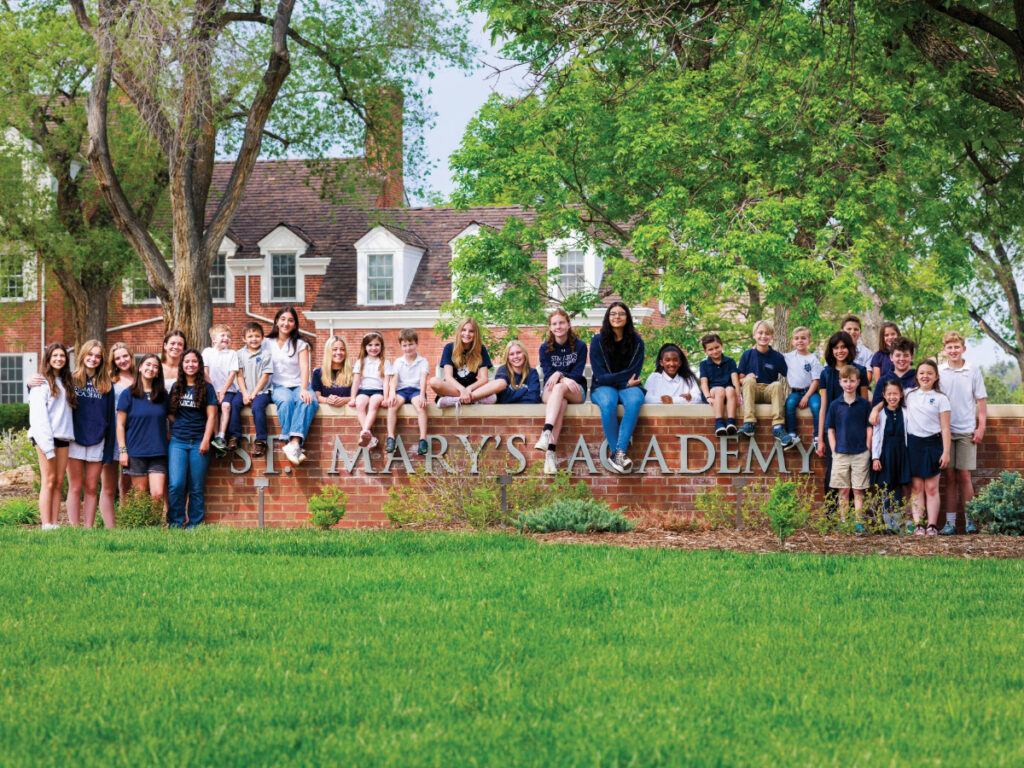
[217,432,224,439]
[543,423,553,433]
[947,512,957,525]
[547,444,556,452]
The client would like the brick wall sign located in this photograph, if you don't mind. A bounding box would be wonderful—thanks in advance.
[204,404,1022,528]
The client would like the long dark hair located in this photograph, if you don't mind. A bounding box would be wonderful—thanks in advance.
[130,354,167,403]
[600,301,636,343]
[41,343,77,407]
[655,343,695,383]
[824,331,856,368]
[267,306,301,356]
[169,349,207,414]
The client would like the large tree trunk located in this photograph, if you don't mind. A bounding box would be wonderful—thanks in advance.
[48,267,115,350]
[773,303,790,353]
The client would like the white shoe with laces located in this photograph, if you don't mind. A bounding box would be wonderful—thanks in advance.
[543,451,557,475]
[283,442,302,466]
[535,430,552,451]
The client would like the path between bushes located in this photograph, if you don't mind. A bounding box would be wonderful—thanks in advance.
[531,528,1024,559]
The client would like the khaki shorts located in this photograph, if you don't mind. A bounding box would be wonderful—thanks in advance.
[949,433,978,471]
[830,450,871,491]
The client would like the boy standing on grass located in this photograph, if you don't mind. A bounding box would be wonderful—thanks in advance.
[203,324,242,454]
[842,315,874,372]
[939,331,987,535]
[384,328,431,457]
[871,337,917,406]
[236,322,274,458]
[825,365,873,521]
[737,320,791,448]
[783,326,823,450]
[698,333,739,436]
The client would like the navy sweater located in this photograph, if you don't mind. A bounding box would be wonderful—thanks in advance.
[73,377,116,463]
[589,333,645,391]
[495,367,542,404]
[538,338,588,393]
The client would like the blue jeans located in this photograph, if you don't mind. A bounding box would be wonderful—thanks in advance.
[785,389,820,437]
[250,392,272,441]
[591,386,645,453]
[168,436,211,528]
[222,391,244,439]
[272,386,319,444]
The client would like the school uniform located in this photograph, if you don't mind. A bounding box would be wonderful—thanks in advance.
[738,346,788,426]
[825,395,872,490]
[239,345,274,442]
[539,338,588,395]
[28,380,75,460]
[818,363,869,492]
[495,366,542,404]
[385,355,430,401]
[871,406,911,489]
[353,356,386,396]
[643,371,701,404]
[783,351,823,438]
[869,350,893,380]
[69,377,116,463]
[870,368,917,407]
[939,361,987,471]
[311,368,352,400]
[203,346,243,440]
[905,388,951,479]
[698,356,738,404]
[853,343,873,369]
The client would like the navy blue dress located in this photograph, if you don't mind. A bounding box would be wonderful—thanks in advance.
[871,407,911,489]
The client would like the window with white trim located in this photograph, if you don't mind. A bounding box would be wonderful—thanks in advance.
[367,253,394,304]
[0,355,23,403]
[124,259,159,304]
[0,251,26,300]
[271,252,297,301]
[558,249,586,296]
[210,252,227,301]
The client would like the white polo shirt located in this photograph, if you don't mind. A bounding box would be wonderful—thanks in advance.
[784,351,823,390]
[385,355,430,391]
[939,361,986,434]
[853,343,873,369]
[904,388,951,437]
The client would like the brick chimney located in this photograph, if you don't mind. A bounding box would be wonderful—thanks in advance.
[365,86,405,209]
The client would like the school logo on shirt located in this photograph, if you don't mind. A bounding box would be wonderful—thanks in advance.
[929,397,936,406]
[550,352,578,369]
[456,365,471,378]
[179,386,199,409]
[803,363,812,373]
[78,381,102,399]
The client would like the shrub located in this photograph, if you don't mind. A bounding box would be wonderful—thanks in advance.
[968,472,1024,535]
[0,429,36,474]
[764,480,811,545]
[308,485,348,530]
[0,403,29,432]
[514,498,635,534]
[0,497,40,526]
[694,486,735,529]
[116,490,164,528]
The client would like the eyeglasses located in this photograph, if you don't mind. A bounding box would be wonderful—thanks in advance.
[608,311,627,318]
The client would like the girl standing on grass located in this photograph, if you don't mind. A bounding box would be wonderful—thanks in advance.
[430,317,494,408]
[167,349,218,528]
[590,301,645,475]
[161,329,186,390]
[266,307,318,466]
[535,309,588,469]
[101,343,135,521]
[644,343,701,404]
[348,332,386,448]
[903,360,951,536]
[66,340,116,528]
[117,354,168,502]
[313,335,353,406]
[870,379,911,533]
[870,322,901,385]
[29,343,76,530]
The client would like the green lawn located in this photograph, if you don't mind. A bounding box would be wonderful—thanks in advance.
[1,529,1022,767]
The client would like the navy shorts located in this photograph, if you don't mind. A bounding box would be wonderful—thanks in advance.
[356,389,384,398]
[395,387,421,401]
[907,434,943,479]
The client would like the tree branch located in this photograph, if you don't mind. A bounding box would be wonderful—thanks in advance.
[926,0,1024,58]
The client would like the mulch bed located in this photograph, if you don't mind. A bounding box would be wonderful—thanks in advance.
[531,527,1024,559]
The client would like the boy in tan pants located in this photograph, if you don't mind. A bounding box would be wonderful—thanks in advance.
[737,320,793,449]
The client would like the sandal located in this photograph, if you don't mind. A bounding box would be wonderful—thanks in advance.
[252,439,267,457]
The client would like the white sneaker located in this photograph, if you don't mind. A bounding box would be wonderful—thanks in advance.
[40,523,54,531]
[544,451,557,475]
[436,396,460,408]
[478,394,497,404]
[535,430,551,451]
[367,436,379,450]
[283,442,302,466]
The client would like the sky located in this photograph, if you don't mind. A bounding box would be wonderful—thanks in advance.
[411,4,1012,370]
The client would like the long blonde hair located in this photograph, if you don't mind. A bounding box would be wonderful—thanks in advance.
[322,335,353,387]
[500,340,531,390]
[72,339,112,394]
[451,317,483,372]
[108,342,135,381]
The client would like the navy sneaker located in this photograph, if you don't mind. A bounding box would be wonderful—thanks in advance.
[965,520,978,534]
[738,422,756,437]
[385,437,396,454]
[772,425,794,449]
[939,522,956,536]
[726,419,738,435]
[714,419,727,436]
[417,439,428,456]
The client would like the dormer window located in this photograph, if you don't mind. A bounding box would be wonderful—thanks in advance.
[547,235,603,301]
[355,225,425,306]
[256,225,328,304]
[271,252,297,301]
[558,249,586,296]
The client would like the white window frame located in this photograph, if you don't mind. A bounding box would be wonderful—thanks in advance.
[366,252,394,305]
[0,250,37,303]
[546,234,603,301]
[0,352,36,404]
[354,226,425,306]
[269,251,298,302]
[256,225,329,305]
[121,260,163,305]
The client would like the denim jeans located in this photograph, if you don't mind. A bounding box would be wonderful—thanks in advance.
[168,436,211,528]
[271,386,319,444]
[785,389,820,437]
[591,386,645,453]
[222,391,244,439]
[250,392,272,441]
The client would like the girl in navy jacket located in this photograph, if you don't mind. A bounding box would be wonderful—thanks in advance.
[67,340,117,528]
[589,302,645,474]
[535,309,589,475]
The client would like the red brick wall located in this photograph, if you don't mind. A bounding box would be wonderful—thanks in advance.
[203,404,1024,528]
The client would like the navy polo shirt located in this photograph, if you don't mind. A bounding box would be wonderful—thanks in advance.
[699,355,738,389]
[738,346,788,384]
[824,396,871,454]
[871,368,917,406]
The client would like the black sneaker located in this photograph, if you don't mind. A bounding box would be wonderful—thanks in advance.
[726,420,738,435]
[714,419,727,436]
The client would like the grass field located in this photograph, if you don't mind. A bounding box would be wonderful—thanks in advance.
[2,529,1023,767]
